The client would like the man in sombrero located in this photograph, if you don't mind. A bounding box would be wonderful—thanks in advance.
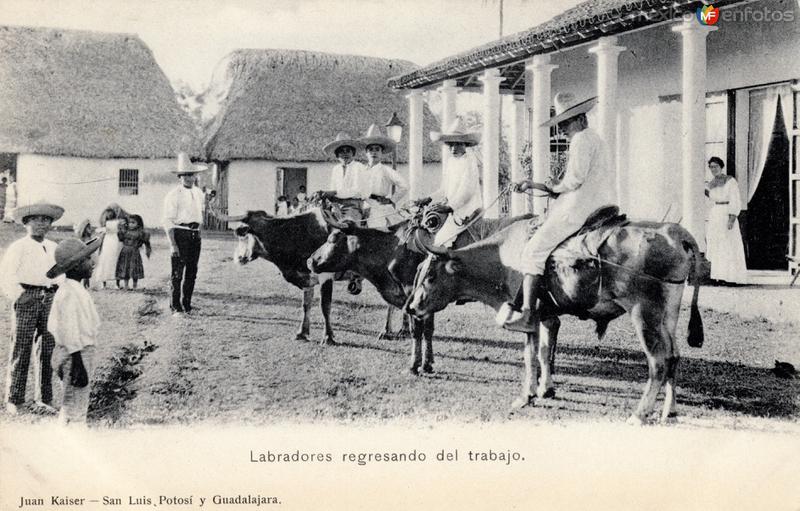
[500,92,615,332]
[359,124,408,230]
[162,152,207,316]
[422,118,483,247]
[320,132,369,222]
[0,201,65,415]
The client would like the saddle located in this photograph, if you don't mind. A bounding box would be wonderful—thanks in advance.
[527,205,628,260]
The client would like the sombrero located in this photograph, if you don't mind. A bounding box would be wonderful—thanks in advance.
[541,92,598,128]
[11,202,64,224]
[436,118,480,146]
[172,152,208,175]
[359,124,396,152]
[323,132,363,157]
[46,235,104,278]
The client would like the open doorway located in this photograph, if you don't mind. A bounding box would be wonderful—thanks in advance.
[276,167,307,204]
[744,92,791,270]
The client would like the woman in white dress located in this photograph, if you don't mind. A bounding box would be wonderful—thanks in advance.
[92,204,126,289]
[359,124,408,230]
[705,157,747,284]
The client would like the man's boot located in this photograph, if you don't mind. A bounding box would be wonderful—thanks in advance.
[497,274,542,333]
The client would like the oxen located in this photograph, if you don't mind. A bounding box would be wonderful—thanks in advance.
[307,211,526,374]
[406,210,704,424]
[209,205,392,345]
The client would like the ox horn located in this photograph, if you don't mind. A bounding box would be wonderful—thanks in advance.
[207,199,248,223]
[414,229,451,257]
[321,209,350,230]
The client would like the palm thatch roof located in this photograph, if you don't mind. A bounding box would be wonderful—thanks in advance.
[389,0,746,92]
[204,49,440,162]
[0,25,202,158]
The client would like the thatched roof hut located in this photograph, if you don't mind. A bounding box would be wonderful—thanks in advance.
[0,25,202,158]
[203,49,440,163]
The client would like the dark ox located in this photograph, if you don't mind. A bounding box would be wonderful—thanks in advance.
[407,214,704,425]
[209,205,376,345]
[308,212,526,374]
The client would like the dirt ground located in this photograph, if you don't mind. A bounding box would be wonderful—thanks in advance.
[0,223,798,430]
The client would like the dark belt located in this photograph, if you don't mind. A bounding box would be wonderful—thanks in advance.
[714,201,730,205]
[21,284,58,293]
[178,222,200,230]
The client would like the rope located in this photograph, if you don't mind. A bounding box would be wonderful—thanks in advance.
[442,185,514,245]
[41,177,118,185]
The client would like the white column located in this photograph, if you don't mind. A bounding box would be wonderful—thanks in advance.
[479,68,504,218]
[407,90,424,200]
[673,19,716,252]
[510,97,527,216]
[438,80,459,167]
[527,55,558,215]
[588,36,625,205]
[523,66,534,214]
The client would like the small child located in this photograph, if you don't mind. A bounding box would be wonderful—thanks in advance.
[46,236,103,425]
[115,214,151,290]
[276,195,289,217]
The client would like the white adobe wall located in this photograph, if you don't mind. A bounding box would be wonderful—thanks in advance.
[548,0,799,221]
[227,160,441,215]
[16,154,182,229]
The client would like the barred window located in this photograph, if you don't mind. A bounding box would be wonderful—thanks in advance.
[119,168,139,195]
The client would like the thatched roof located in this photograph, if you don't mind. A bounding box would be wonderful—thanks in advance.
[389,0,746,92]
[204,49,440,162]
[0,25,202,158]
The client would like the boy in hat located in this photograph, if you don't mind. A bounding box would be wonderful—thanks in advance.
[419,118,483,247]
[320,132,368,221]
[359,124,408,230]
[0,202,65,415]
[46,236,103,425]
[162,153,207,316]
[500,92,614,332]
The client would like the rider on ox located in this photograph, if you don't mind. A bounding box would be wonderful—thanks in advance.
[319,132,371,294]
[501,93,615,332]
[419,118,483,247]
[319,132,368,221]
[359,124,408,231]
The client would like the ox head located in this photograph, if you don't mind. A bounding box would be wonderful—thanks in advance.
[405,231,464,318]
[307,210,358,273]
[206,199,269,265]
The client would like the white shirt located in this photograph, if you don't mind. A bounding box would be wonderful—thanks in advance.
[430,151,483,219]
[276,201,289,217]
[363,163,408,205]
[0,235,63,303]
[548,128,614,222]
[162,184,204,232]
[329,161,368,199]
[48,279,100,354]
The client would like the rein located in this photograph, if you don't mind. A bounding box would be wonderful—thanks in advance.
[443,185,514,245]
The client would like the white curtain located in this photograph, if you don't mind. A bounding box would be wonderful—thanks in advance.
[747,85,792,202]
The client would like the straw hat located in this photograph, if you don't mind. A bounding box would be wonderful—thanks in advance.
[323,132,363,157]
[46,236,104,278]
[359,124,396,152]
[172,152,208,175]
[541,92,598,128]
[436,118,480,146]
[11,202,64,224]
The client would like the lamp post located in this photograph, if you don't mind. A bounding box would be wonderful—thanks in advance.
[386,112,404,171]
